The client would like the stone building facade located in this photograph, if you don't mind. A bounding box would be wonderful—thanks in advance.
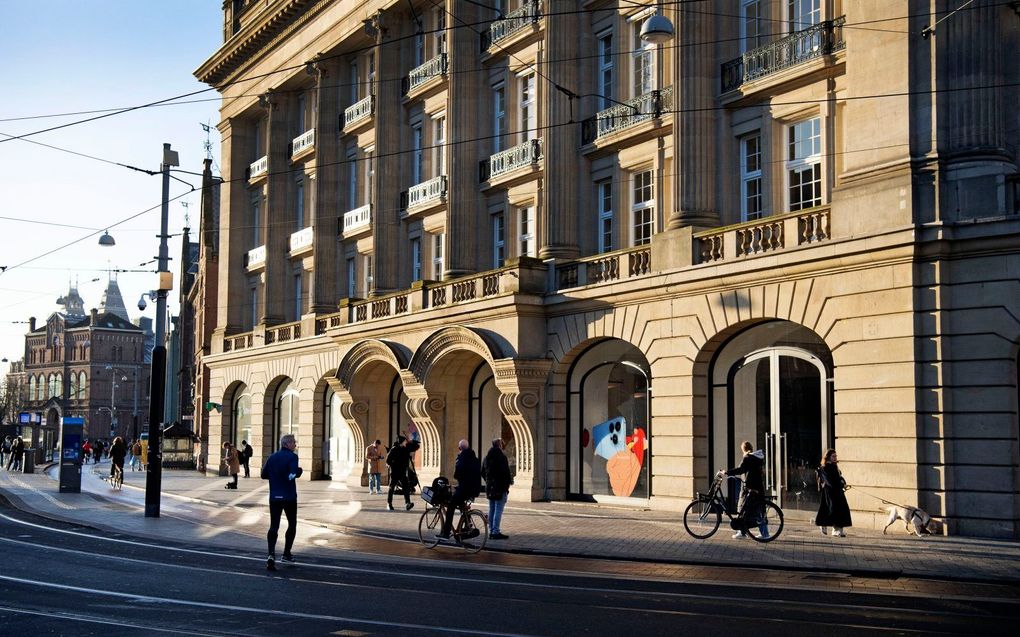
[195,1,1020,536]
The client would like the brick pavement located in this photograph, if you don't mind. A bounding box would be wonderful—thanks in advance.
[2,462,1019,586]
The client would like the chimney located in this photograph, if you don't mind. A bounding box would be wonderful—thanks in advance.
[29,316,36,331]
[91,308,99,324]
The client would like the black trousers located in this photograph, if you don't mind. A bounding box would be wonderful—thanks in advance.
[388,470,410,505]
[267,500,297,556]
[241,460,250,477]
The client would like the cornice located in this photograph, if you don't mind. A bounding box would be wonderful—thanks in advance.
[196,0,326,87]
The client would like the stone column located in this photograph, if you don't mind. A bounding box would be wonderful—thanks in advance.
[370,13,402,295]
[310,58,341,313]
[667,5,719,230]
[492,358,552,501]
[262,90,293,324]
[538,0,581,259]
[401,372,445,483]
[444,1,483,276]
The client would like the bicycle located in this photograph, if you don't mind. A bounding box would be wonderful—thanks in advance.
[683,470,784,543]
[418,484,488,553]
[109,464,123,491]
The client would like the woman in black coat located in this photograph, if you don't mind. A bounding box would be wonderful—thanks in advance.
[481,438,512,540]
[815,449,852,537]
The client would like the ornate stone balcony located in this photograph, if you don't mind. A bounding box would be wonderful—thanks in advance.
[343,95,374,129]
[290,128,314,159]
[342,204,371,235]
[554,246,652,291]
[401,175,447,212]
[404,54,447,94]
[247,155,268,181]
[694,206,831,264]
[481,0,541,52]
[721,17,846,93]
[581,86,673,145]
[265,321,301,345]
[479,138,542,183]
[245,244,266,269]
[289,226,313,253]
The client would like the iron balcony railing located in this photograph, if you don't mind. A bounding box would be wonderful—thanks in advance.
[404,54,448,94]
[581,86,673,145]
[342,204,371,233]
[291,129,314,158]
[721,16,846,93]
[479,138,542,182]
[343,95,374,129]
[401,175,448,211]
[480,0,541,52]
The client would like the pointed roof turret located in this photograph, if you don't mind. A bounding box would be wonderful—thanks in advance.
[55,280,86,319]
[99,273,130,322]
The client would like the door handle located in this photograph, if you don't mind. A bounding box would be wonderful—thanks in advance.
[765,432,773,492]
[780,433,788,495]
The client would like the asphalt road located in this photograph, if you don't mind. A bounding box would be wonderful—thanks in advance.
[0,503,1017,636]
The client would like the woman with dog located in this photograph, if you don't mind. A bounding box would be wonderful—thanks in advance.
[816,449,852,537]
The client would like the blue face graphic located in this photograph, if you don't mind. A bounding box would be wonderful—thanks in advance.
[592,417,627,460]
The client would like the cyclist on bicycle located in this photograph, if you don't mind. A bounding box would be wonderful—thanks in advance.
[439,439,481,539]
[723,440,765,539]
[109,436,127,482]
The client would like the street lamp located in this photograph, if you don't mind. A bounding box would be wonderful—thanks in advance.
[640,6,675,44]
[100,142,177,518]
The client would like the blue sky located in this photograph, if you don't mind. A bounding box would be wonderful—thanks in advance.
[0,1,223,377]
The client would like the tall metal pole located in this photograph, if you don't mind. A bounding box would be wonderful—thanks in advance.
[110,374,118,437]
[145,142,177,518]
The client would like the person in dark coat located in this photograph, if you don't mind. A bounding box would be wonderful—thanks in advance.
[816,448,852,537]
[724,440,766,539]
[240,440,254,478]
[262,433,303,570]
[481,438,512,540]
[7,436,25,471]
[440,439,481,538]
[108,437,127,480]
[386,437,414,511]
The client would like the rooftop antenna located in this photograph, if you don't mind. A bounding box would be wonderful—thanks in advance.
[181,201,191,229]
[200,121,214,162]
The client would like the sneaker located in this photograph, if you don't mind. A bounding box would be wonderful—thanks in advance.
[266,555,276,571]
[820,527,829,536]
[732,531,747,539]
[281,553,295,563]
[405,502,414,511]
[387,503,394,511]
[832,528,846,537]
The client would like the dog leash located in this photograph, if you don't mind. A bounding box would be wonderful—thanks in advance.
[844,485,914,510]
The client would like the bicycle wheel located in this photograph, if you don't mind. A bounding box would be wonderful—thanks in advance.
[417,506,444,549]
[747,501,784,543]
[456,509,488,554]
[683,498,722,539]
[113,469,123,490]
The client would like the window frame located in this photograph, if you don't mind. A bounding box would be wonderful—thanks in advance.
[432,233,445,280]
[493,83,507,153]
[597,180,614,253]
[518,205,536,258]
[629,18,655,98]
[597,30,614,110]
[785,117,823,212]
[740,133,764,221]
[519,72,536,143]
[493,212,506,267]
[630,169,655,246]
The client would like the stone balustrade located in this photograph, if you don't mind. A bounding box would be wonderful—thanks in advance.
[291,128,314,158]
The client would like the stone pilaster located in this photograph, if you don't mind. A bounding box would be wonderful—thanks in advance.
[214,117,247,341]
[538,0,581,259]
[667,5,719,230]
[262,89,292,324]
[310,58,341,313]
[444,1,483,276]
[370,13,402,295]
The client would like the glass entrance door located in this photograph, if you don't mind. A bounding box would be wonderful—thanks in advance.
[732,348,827,512]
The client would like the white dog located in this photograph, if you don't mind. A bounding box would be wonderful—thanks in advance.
[882,505,941,536]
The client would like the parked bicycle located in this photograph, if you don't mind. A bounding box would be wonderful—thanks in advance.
[418,479,488,553]
[683,470,784,543]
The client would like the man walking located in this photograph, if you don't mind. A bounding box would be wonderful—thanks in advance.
[365,439,384,495]
[261,433,303,571]
[386,436,414,511]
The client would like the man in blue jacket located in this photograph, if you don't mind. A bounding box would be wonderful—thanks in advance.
[261,433,303,570]
[439,439,481,539]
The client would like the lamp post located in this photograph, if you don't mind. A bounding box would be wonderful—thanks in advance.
[109,373,120,437]
[100,143,178,518]
[106,365,137,440]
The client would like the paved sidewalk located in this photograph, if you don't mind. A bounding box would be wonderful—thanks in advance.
[2,462,1019,586]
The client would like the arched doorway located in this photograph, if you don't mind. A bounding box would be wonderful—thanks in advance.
[568,339,652,502]
[324,387,354,480]
[470,364,514,478]
[230,386,252,449]
[274,380,299,446]
[710,321,833,513]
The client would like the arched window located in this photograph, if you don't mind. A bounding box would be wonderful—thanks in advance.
[79,371,88,399]
[48,374,57,398]
[70,373,79,399]
[28,376,36,402]
[233,391,252,448]
[36,375,45,400]
[275,380,300,444]
[55,372,63,398]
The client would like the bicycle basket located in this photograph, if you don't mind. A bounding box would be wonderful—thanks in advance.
[422,477,451,505]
